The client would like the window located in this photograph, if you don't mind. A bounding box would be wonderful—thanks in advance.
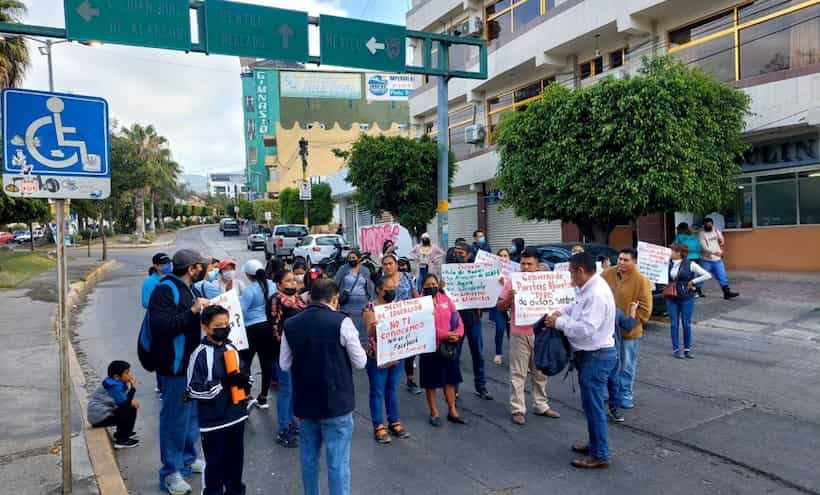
[317,236,342,246]
[486,77,555,143]
[426,105,477,159]
[579,56,603,80]
[669,1,820,82]
[245,96,255,112]
[756,174,798,226]
[724,178,754,229]
[486,0,550,45]
[247,119,256,140]
[610,48,625,69]
[798,171,820,224]
[247,147,257,165]
[214,186,227,193]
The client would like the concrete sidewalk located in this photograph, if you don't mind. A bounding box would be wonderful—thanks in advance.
[0,257,106,495]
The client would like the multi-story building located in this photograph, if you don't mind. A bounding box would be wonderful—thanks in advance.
[407,0,820,271]
[207,172,248,199]
[240,60,415,199]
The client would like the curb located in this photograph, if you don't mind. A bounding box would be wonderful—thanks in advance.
[59,259,129,495]
[67,223,213,251]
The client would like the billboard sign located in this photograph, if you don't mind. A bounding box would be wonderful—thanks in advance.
[365,73,418,101]
[280,71,361,99]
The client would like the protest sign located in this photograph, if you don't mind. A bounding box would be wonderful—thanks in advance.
[374,296,436,366]
[553,261,603,273]
[441,262,504,310]
[510,271,576,326]
[474,250,520,278]
[637,241,671,285]
[209,289,248,350]
[359,223,412,258]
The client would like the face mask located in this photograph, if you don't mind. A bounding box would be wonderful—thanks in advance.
[222,270,235,282]
[399,265,410,273]
[348,259,358,267]
[294,274,305,283]
[382,290,396,303]
[422,239,430,246]
[423,287,439,297]
[207,269,218,282]
[212,327,230,342]
[510,245,517,254]
[161,263,173,275]
[477,236,485,244]
[282,287,298,296]
[704,225,713,232]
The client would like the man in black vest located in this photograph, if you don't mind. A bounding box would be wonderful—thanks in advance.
[280,277,367,495]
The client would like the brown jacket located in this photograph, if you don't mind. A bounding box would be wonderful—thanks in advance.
[601,267,653,339]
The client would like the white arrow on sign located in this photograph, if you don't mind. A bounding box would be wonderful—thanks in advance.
[366,36,385,55]
[76,0,100,22]
[278,24,293,49]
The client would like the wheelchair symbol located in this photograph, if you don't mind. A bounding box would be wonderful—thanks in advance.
[24,96,101,172]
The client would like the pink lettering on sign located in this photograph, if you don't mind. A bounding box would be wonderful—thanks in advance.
[359,224,400,256]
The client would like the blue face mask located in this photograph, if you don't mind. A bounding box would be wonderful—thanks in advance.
[207,269,219,282]
[161,263,173,275]
[510,245,517,254]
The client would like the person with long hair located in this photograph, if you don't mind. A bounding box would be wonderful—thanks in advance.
[382,254,423,395]
[334,249,374,339]
[239,259,277,410]
[410,232,445,293]
[667,243,712,359]
[489,248,513,365]
[673,223,704,297]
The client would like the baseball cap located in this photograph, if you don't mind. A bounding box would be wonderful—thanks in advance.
[172,249,211,270]
[218,259,237,271]
[242,259,265,275]
[152,252,171,265]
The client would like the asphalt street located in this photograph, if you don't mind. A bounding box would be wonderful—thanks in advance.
[72,226,820,495]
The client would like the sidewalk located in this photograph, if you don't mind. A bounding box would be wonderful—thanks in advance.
[0,257,106,495]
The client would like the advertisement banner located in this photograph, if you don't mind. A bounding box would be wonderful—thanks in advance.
[365,73,419,101]
[374,296,436,366]
[510,271,576,326]
[637,241,671,285]
[475,250,520,278]
[280,71,362,99]
[209,289,248,350]
[441,262,504,310]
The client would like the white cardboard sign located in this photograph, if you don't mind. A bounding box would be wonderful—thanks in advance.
[374,296,436,366]
[637,241,671,285]
[441,262,504,310]
[474,250,520,278]
[510,271,576,326]
[209,289,248,350]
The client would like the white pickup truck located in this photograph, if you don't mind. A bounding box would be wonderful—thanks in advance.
[264,224,308,261]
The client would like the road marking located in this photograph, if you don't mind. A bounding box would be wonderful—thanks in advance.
[699,318,768,333]
[772,328,818,341]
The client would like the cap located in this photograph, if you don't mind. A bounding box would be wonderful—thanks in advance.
[420,232,430,240]
[242,259,265,275]
[172,249,211,270]
[218,259,236,271]
[152,252,171,265]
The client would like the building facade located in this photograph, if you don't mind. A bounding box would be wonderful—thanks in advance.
[407,0,820,271]
[207,172,248,199]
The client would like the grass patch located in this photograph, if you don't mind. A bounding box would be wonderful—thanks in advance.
[0,250,56,288]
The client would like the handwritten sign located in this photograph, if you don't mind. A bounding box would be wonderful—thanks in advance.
[209,289,248,350]
[510,271,576,326]
[358,223,412,258]
[374,296,436,366]
[475,250,520,278]
[441,262,504,310]
[638,241,671,285]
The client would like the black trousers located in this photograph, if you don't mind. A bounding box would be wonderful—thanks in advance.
[240,321,275,398]
[93,403,137,441]
[201,421,246,495]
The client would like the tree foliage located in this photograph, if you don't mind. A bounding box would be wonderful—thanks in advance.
[308,183,333,226]
[0,1,30,88]
[252,199,280,224]
[495,56,751,243]
[279,188,302,224]
[344,135,456,239]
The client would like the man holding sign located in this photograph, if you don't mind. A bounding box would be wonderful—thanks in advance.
[497,247,561,426]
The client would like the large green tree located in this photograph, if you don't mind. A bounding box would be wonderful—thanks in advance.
[343,135,456,239]
[0,1,30,88]
[0,195,50,251]
[495,56,751,243]
[252,199,279,225]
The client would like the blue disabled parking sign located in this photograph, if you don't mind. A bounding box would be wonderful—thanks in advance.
[2,88,110,199]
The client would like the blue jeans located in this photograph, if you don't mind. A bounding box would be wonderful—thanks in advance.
[607,331,622,410]
[277,362,294,433]
[457,319,486,390]
[618,339,640,408]
[668,297,695,352]
[365,359,402,427]
[299,413,354,495]
[699,259,729,288]
[158,375,199,484]
[488,308,508,355]
[578,348,617,461]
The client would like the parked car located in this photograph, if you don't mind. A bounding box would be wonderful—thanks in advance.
[0,231,14,243]
[218,217,233,232]
[292,234,349,267]
[222,219,240,236]
[246,226,271,251]
[530,242,667,316]
[264,224,309,261]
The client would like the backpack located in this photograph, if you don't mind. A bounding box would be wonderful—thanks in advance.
[532,315,573,377]
[137,279,180,372]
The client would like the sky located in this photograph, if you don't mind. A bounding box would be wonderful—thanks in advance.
[20,0,407,176]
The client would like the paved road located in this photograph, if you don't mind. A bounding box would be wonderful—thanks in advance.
[73,226,820,495]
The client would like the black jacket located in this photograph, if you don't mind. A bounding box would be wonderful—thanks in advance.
[148,274,202,377]
[187,337,249,431]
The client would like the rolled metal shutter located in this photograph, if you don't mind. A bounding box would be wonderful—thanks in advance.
[447,191,478,246]
[486,203,562,249]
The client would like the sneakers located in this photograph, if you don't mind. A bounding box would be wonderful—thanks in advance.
[475,387,494,400]
[684,350,695,359]
[608,407,625,423]
[388,422,411,439]
[185,459,205,474]
[113,437,139,449]
[246,397,258,411]
[674,350,685,359]
[695,287,705,298]
[164,472,192,495]
[374,425,392,444]
[406,380,422,396]
[255,395,270,409]
[493,355,503,365]
[276,428,299,448]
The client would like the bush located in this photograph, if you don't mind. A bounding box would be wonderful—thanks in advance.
[7,223,27,231]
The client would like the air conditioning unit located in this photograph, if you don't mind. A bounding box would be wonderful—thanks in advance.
[359,123,370,131]
[397,123,409,131]
[465,17,484,37]
[464,124,486,144]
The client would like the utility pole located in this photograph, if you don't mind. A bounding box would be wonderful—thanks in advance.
[436,43,451,250]
[299,137,309,227]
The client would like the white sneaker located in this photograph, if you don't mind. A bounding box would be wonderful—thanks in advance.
[493,355,503,365]
[185,458,206,474]
[164,472,191,495]
[246,398,258,411]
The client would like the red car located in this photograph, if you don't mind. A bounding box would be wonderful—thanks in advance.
[0,232,15,244]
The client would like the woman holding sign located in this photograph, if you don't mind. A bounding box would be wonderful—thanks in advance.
[362,276,411,444]
[489,248,513,365]
[666,244,712,359]
[382,254,423,395]
[418,274,467,427]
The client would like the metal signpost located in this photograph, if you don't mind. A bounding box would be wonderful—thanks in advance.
[319,15,406,72]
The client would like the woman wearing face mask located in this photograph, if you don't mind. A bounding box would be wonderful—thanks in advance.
[410,232,445,293]
[418,274,466,426]
[334,249,374,339]
[239,259,278,410]
[213,259,245,295]
[510,238,525,263]
[382,254,422,394]
[489,249,513,365]
[361,275,412,444]
[291,261,307,292]
[270,269,305,448]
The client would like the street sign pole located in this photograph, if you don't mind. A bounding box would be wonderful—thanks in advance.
[436,75,449,250]
[55,198,72,494]
[299,138,309,227]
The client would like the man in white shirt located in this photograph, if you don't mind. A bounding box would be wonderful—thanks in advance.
[546,252,617,469]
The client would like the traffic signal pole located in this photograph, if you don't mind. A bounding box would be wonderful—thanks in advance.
[299,137,309,227]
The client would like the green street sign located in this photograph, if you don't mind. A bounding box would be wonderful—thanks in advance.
[204,1,308,62]
[320,15,406,72]
[64,0,191,51]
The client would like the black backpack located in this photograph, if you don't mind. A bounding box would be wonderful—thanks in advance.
[533,315,573,377]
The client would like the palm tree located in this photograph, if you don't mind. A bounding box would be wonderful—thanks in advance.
[0,1,30,88]
[120,124,173,238]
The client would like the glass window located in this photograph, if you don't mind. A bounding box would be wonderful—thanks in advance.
[247,119,256,140]
[450,105,475,125]
[669,11,734,48]
[798,171,820,224]
[672,34,735,82]
[594,56,603,75]
[579,61,592,79]
[317,236,341,246]
[514,80,542,101]
[579,56,603,79]
[488,0,512,13]
[487,11,512,44]
[488,93,513,113]
[739,0,808,23]
[247,147,257,165]
[488,109,511,144]
[739,5,820,78]
[724,179,754,229]
[450,122,473,159]
[756,174,797,226]
[513,0,541,32]
[610,49,624,69]
[245,96,255,112]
